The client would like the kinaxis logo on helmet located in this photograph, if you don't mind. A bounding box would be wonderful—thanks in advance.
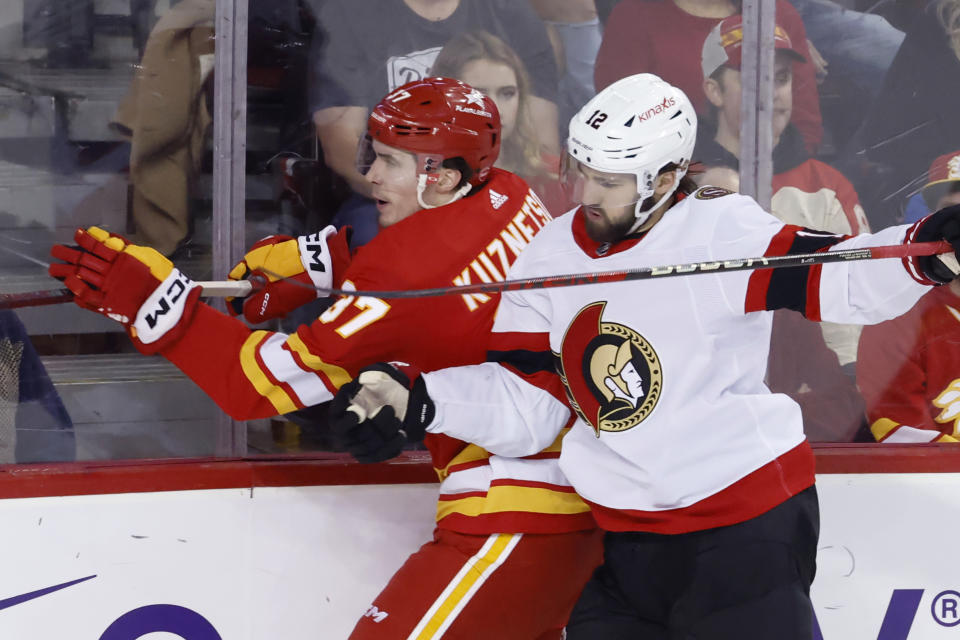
[637,96,677,123]
[555,302,662,436]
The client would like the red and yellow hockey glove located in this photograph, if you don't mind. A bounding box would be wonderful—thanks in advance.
[227,225,351,323]
[48,226,201,355]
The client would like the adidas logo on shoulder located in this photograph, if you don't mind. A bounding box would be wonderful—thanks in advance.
[489,189,509,210]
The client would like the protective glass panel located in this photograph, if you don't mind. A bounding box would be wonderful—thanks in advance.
[682,5,943,445]
[835,1,960,447]
[230,1,957,456]
[10,0,948,463]
[0,0,219,461]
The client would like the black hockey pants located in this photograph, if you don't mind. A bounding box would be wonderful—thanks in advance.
[566,485,820,639]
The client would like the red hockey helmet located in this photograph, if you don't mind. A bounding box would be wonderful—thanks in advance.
[362,77,501,189]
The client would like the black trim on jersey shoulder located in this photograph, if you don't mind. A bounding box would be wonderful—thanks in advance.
[765,228,848,313]
[487,348,556,376]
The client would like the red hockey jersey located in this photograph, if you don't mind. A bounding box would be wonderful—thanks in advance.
[162,169,594,533]
[858,284,960,443]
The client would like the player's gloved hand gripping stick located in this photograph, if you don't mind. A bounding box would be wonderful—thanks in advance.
[225,226,351,323]
[328,363,435,463]
[912,204,960,282]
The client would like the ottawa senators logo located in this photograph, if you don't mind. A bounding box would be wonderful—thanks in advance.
[554,302,662,436]
[694,186,733,200]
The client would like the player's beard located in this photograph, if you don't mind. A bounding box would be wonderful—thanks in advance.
[582,198,652,243]
[583,207,635,243]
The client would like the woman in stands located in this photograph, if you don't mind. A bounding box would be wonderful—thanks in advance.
[432,30,571,215]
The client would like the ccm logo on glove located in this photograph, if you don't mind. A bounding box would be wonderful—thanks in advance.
[299,229,336,281]
[135,270,195,344]
[227,225,350,323]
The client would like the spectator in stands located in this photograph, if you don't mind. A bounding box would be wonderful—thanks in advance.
[790,0,904,153]
[859,150,960,444]
[789,0,903,94]
[431,30,571,215]
[594,0,823,154]
[903,150,960,224]
[923,150,960,213]
[308,0,560,245]
[844,0,960,229]
[595,0,620,26]
[0,311,75,463]
[694,15,869,367]
[111,0,215,256]
[858,276,960,444]
[529,0,602,136]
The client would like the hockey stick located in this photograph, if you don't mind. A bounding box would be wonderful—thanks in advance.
[0,280,255,310]
[303,239,955,299]
[7,240,952,309]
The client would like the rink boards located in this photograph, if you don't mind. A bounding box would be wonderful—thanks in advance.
[0,449,956,639]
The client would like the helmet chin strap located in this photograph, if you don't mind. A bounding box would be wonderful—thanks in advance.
[416,173,473,210]
[626,170,682,235]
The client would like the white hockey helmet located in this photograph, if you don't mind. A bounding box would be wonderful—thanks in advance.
[563,73,697,232]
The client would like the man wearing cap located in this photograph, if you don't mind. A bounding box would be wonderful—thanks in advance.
[924,152,960,213]
[857,273,960,444]
[905,150,960,223]
[695,15,871,369]
[858,149,960,445]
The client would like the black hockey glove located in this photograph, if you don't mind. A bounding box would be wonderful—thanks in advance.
[914,204,960,283]
[329,362,435,463]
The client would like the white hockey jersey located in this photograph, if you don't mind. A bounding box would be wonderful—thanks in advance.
[422,188,934,534]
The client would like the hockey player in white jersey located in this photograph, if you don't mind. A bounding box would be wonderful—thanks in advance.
[329,74,960,638]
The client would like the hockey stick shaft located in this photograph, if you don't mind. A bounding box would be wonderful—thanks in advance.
[7,240,952,309]
[0,289,73,309]
[314,239,954,299]
[0,280,255,310]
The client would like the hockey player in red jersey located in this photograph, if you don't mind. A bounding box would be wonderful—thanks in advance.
[48,77,601,639]
[329,73,960,638]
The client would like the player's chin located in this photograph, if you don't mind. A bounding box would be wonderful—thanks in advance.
[584,223,615,244]
[583,214,616,243]
[584,213,635,244]
[375,200,396,226]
